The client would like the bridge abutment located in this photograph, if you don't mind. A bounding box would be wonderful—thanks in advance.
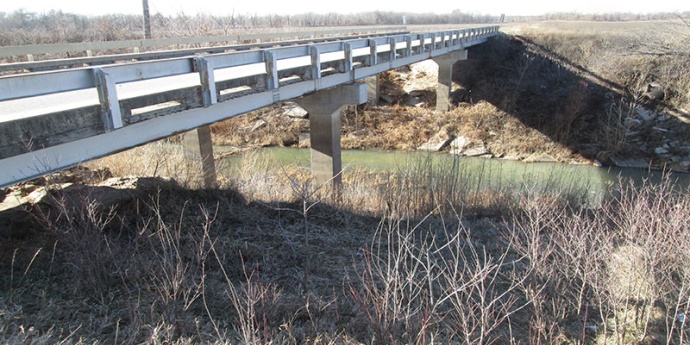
[432,49,468,112]
[183,125,217,188]
[296,83,367,188]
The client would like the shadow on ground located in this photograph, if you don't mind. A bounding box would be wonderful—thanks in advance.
[453,32,690,169]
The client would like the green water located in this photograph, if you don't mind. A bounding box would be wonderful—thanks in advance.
[218,147,690,204]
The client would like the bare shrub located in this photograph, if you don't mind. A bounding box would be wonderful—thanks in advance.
[346,208,529,344]
[88,141,204,187]
[596,97,638,159]
[507,177,690,344]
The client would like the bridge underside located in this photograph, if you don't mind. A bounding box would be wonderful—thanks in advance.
[182,52,468,189]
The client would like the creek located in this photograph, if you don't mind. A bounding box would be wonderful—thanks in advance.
[218,147,690,205]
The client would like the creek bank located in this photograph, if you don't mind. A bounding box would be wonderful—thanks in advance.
[212,58,689,172]
[0,173,179,238]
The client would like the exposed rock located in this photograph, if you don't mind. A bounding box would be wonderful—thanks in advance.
[404,95,426,107]
[610,156,649,168]
[642,83,665,101]
[401,60,439,93]
[680,157,690,169]
[635,108,655,122]
[654,147,669,155]
[502,155,522,161]
[251,119,267,132]
[624,118,642,128]
[282,102,309,119]
[298,132,310,148]
[418,137,452,152]
[523,153,558,163]
[449,136,471,154]
[461,143,491,157]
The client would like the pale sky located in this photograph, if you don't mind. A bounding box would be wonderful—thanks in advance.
[3,0,689,17]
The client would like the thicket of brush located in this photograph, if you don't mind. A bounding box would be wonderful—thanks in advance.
[1,148,688,344]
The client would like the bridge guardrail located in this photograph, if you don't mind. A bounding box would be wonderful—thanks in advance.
[0,31,409,73]
[0,26,407,61]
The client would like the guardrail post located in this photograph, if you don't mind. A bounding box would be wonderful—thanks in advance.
[388,38,397,62]
[308,45,321,80]
[368,39,378,66]
[429,33,436,51]
[404,36,412,57]
[343,43,353,72]
[264,51,279,90]
[93,68,123,131]
[194,56,217,106]
[417,34,426,53]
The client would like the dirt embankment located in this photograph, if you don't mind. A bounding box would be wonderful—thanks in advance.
[212,22,690,171]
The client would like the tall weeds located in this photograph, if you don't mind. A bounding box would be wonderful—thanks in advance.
[3,147,689,344]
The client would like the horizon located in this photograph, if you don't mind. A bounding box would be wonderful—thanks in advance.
[3,0,690,18]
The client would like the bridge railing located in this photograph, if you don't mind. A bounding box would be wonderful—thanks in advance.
[0,26,499,187]
[0,26,407,66]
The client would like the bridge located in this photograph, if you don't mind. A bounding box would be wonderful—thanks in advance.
[0,25,499,189]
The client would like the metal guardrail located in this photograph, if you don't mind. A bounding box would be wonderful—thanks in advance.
[0,26,499,187]
[0,31,409,73]
[0,26,407,60]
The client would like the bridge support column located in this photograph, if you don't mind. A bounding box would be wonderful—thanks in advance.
[296,83,367,188]
[365,75,380,105]
[183,125,217,188]
[432,49,468,112]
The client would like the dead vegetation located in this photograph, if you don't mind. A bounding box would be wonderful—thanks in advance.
[1,150,689,344]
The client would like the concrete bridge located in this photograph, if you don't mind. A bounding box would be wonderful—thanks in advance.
[0,26,499,188]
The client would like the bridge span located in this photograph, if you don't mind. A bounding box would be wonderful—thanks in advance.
[0,26,499,188]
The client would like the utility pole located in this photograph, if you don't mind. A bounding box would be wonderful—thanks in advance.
[142,0,152,39]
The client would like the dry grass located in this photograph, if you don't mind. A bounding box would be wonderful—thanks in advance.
[3,144,689,344]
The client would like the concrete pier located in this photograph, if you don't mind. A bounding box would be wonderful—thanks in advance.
[432,49,468,112]
[365,75,380,105]
[296,83,367,188]
[183,125,217,188]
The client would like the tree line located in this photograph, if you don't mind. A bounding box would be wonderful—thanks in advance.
[0,9,688,46]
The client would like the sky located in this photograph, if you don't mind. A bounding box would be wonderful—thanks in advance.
[3,0,690,17]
